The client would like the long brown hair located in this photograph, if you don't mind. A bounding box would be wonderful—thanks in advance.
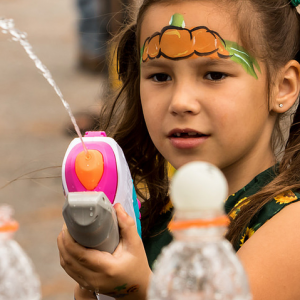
[100,0,300,242]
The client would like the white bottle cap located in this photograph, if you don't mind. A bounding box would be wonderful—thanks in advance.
[170,161,228,213]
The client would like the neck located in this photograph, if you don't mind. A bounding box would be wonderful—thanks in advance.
[222,149,276,196]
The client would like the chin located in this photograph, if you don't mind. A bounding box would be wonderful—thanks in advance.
[169,158,202,170]
[172,156,219,170]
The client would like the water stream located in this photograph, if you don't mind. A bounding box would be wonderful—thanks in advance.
[0,17,89,155]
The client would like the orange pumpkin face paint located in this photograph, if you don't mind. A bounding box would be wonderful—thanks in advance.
[160,27,194,59]
[143,33,160,61]
[141,20,231,62]
[192,27,227,58]
[141,13,261,79]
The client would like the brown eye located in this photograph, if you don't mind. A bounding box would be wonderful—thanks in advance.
[152,73,172,82]
[205,72,227,81]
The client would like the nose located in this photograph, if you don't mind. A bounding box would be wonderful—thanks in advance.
[168,80,201,116]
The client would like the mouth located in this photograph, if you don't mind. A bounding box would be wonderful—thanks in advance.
[168,129,208,138]
[168,129,209,149]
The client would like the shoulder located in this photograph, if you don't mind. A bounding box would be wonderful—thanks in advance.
[235,190,300,250]
[237,200,300,300]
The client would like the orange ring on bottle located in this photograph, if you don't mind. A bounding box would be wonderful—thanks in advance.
[0,220,19,232]
[168,215,229,231]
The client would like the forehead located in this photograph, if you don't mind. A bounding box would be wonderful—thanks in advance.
[140,1,237,46]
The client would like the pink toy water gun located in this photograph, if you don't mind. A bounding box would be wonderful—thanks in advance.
[62,131,141,254]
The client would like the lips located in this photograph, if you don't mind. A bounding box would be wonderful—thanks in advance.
[168,128,209,149]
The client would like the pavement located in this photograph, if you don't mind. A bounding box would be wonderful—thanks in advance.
[0,1,107,299]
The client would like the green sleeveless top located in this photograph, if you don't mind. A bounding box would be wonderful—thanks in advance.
[142,165,300,269]
[224,165,300,251]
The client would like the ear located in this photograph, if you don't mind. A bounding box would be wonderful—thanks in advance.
[271,60,300,113]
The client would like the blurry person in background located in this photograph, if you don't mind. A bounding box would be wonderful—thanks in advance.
[76,0,110,74]
[68,0,134,135]
[75,0,133,75]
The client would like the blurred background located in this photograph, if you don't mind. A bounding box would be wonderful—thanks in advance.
[0,0,137,299]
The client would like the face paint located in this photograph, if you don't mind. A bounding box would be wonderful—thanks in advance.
[224,40,261,79]
[141,13,230,62]
[141,13,261,79]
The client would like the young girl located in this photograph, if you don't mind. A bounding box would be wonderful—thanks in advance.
[57,0,300,299]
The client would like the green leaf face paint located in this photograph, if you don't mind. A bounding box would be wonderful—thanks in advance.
[169,13,186,27]
[223,40,261,79]
[141,13,261,79]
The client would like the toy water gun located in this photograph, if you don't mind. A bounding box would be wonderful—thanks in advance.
[62,131,141,254]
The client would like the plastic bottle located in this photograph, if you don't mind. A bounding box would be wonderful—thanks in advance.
[148,161,252,300]
[0,204,41,300]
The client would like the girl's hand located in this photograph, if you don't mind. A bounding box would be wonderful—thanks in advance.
[57,203,152,300]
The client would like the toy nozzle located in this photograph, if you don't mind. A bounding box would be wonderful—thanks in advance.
[75,150,104,190]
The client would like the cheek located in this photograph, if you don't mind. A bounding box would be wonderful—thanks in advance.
[140,94,159,137]
[142,105,161,138]
[141,87,166,124]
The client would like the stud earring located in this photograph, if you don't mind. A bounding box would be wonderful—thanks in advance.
[279,104,283,108]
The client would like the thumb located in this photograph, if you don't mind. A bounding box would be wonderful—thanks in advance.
[114,203,140,247]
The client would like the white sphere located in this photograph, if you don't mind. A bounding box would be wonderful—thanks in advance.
[170,161,228,212]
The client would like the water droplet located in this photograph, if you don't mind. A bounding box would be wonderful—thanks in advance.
[0,17,87,150]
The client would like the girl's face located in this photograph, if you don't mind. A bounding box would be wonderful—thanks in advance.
[140,1,276,183]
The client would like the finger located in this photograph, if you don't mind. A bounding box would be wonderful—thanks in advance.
[59,226,116,276]
[57,227,77,264]
[59,227,94,266]
[60,256,104,291]
[57,229,72,265]
[114,203,142,250]
[57,225,76,256]
[62,223,68,231]
[58,228,92,275]
[60,251,104,291]
[59,252,91,289]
